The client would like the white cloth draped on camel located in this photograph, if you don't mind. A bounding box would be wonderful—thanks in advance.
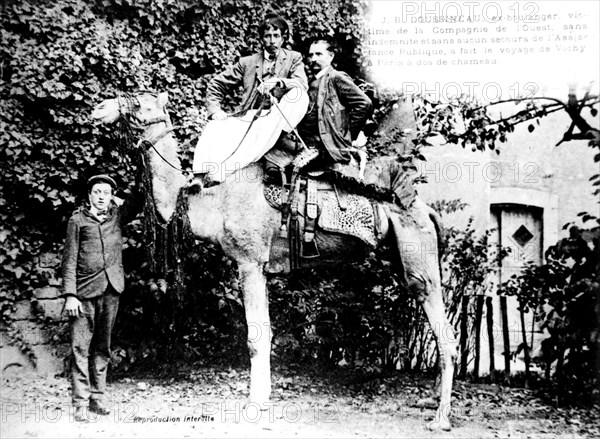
[193,89,309,183]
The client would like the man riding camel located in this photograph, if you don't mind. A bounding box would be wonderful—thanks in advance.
[190,13,309,189]
[292,38,373,176]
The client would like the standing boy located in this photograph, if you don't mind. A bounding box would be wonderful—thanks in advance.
[62,174,125,422]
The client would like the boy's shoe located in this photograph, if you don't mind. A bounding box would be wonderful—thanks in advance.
[73,406,89,422]
[89,399,110,415]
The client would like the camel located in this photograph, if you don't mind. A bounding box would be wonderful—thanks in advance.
[91,91,458,430]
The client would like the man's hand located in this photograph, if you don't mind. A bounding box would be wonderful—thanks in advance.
[211,110,229,121]
[258,78,283,95]
[65,296,83,318]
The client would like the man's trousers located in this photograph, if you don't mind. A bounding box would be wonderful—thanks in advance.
[69,285,119,407]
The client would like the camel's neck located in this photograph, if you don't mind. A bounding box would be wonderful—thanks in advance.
[144,122,187,222]
[185,163,274,248]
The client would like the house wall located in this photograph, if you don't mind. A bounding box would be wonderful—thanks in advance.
[418,109,599,243]
[415,108,599,374]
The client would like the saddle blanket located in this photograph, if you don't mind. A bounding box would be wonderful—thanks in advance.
[264,183,378,247]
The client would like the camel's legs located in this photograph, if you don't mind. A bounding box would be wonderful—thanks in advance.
[390,212,457,431]
[239,262,272,406]
[420,281,457,431]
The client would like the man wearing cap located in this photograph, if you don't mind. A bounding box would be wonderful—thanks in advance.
[61,174,125,422]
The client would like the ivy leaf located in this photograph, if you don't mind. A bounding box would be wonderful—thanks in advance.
[13,267,26,279]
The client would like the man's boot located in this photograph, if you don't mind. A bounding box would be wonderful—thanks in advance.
[264,160,282,184]
[187,173,206,194]
[279,147,319,237]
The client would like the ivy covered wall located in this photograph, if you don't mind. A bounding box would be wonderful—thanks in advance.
[0,0,378,370]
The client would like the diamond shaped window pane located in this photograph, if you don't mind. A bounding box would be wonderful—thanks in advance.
[512,225,534,247]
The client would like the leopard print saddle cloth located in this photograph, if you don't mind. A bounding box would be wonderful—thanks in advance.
[264,181,378,247]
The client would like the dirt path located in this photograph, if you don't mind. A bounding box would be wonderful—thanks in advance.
[2,367,598,438]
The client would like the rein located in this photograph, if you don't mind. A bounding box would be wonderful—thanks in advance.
[138,137,183,172]
[118,94,186,174]
[220,93,272,164]
[116,93,192,288]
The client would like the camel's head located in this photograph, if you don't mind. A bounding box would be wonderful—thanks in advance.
[91,91,170,127]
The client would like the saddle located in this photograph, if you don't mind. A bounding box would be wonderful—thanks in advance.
[262,147,392,272]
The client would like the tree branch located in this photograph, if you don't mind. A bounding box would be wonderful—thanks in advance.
[564,86,600,147]
[470,96,567,112]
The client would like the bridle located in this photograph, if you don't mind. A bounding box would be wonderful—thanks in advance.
[116,93,185,172]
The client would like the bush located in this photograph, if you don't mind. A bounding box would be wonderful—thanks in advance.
[500,220,600,404]
[267,201,509,374]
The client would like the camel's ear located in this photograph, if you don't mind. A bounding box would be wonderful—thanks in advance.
[157,92,169,108]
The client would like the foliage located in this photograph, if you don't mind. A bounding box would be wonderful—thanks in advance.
[268,248,411,372]
[500,217,600,404]
[413,92,599,151]
[411,91,600,195]
[0,0,368,366]
[426,205,509,373]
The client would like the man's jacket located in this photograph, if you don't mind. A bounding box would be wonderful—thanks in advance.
[205,48,308,118]
[315,68,373,164]
[61,203,124,299]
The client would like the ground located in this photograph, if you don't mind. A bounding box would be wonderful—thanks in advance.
[1,366,599,438]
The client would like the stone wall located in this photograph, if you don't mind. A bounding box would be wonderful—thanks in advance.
[0,285,69,377]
